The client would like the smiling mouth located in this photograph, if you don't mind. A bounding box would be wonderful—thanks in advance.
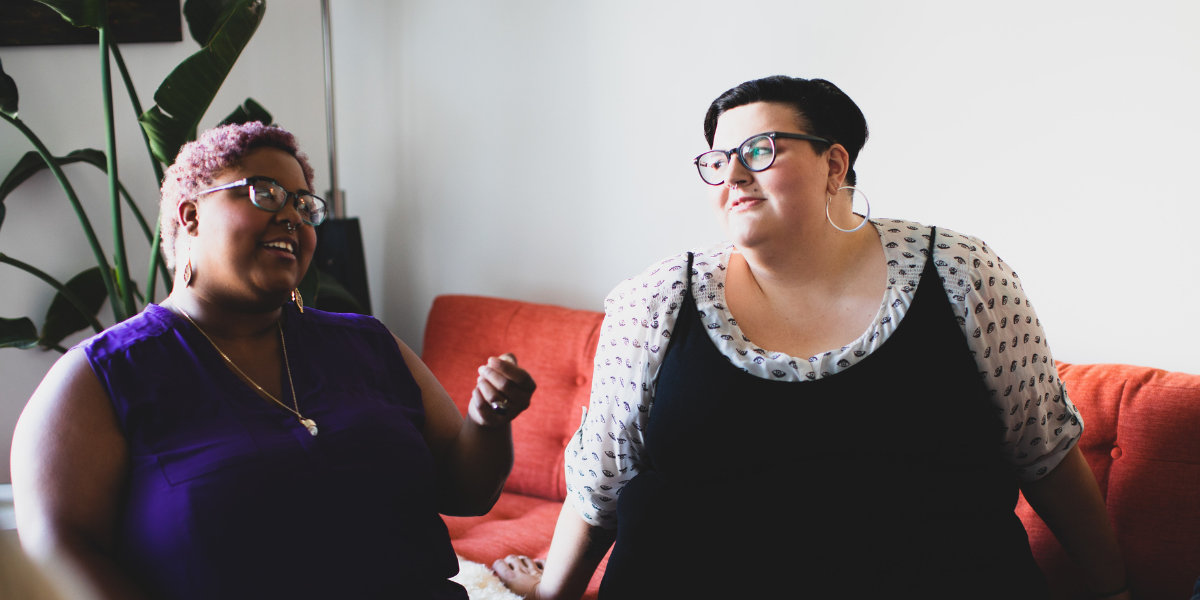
[261,240,295,254]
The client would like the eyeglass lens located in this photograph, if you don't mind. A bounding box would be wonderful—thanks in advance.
[695,135,776,185]
[248,180,328,225]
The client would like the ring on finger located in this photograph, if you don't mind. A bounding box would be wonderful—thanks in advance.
[490,394,510,415]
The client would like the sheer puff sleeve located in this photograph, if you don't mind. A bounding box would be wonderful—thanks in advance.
[564,252,691,528]
[939,229,1084,482]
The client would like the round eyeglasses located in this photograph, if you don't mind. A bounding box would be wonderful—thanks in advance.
[693,131,830,186]
[197,176,329,226]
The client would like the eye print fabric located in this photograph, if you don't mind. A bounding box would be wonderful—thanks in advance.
[565,219,1084,528]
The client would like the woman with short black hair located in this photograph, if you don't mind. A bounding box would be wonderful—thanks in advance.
[496,76,1129,599]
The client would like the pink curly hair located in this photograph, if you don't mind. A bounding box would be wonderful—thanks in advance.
[159,121,316,271]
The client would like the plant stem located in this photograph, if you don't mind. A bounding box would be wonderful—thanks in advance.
[0,253,104,334]
[118,182,171,288]
[111,44,168,304]
[110,45,164,185]
[0,113,121,321]
[147,221,166,304]
[100,22,136,318]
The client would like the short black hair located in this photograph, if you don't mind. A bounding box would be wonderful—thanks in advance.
[703,76,869,186]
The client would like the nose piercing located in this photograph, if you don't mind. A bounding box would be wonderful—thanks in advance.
[729,182,739,190]
[284,222,296,233]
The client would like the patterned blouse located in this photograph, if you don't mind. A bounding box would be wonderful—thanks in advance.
[565,218,1085,528]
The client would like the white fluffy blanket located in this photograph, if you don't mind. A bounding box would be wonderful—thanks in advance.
[452,557,524,600]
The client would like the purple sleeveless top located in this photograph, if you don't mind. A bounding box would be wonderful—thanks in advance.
[80,303,467,600]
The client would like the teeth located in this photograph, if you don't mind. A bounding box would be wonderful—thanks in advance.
[264,241,294,253]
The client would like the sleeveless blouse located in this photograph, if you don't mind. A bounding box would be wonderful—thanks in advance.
[80,304,466,600]
[597,230,1050,599]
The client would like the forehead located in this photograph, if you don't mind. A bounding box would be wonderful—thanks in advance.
[712,102,804,148]
[212,146,308,191]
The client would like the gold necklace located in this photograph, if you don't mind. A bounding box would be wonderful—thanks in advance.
[177,306,318,436]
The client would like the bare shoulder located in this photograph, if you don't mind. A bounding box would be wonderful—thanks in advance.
[11,349,128,552]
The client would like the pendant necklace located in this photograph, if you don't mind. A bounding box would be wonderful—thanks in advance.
[178,306,318,436]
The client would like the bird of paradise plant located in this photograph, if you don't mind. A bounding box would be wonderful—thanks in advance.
[0,0,277,351]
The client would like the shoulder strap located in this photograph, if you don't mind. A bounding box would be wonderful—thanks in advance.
[927,226,938,261]
[685,252,695,288]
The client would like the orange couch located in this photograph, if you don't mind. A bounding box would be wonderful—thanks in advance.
[423,295,1200,600]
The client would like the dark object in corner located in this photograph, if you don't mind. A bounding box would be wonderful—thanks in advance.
[314,218,372,315]
[0,0,182,47]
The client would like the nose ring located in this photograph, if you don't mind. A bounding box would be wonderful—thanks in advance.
[284,222,296,233]
[728,182,739,190]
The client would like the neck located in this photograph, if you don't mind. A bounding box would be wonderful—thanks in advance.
[736,218,877,294]
[162,285,283,340]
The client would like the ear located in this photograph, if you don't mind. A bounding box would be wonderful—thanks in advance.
[824,143,851,196]
[177,199,200,236]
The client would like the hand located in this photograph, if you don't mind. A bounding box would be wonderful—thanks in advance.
[493,554,545,599]
[468,353,535,427]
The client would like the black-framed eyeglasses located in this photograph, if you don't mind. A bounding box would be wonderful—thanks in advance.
[693,131,830,186]
[196,176,329,226]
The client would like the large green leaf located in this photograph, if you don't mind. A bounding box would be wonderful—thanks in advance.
[32,0,106,28]
[39,267,107,348]
[0,58,17,118]
[0,316,39,349]
[314,269,365,314]
[218,98,272,127]
[138,0,266,164]
[0,150,109,231]
[183,0,239,47]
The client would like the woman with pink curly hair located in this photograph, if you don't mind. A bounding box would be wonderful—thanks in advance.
[12,122,536,600]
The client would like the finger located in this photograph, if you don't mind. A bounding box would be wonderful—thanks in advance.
[499,352,517,366]
[479,366,526,401]
[471,388,506,423]
[476,377,507,405]
[492,558,512,574]
[518,556,532,569]
[534,559,545,571]
[485,357,534,389]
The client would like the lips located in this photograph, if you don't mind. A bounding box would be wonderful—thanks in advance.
[730,196,764,210]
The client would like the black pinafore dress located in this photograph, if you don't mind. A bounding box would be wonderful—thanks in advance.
[598,229,1050,599]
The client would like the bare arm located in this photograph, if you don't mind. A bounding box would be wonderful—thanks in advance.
[1020,445,1131,600]
[393,336,535,516]
[10,349,147,600]
[495,501,616,600]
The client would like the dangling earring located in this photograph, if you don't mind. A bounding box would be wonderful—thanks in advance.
[182,244,193,286]
[826,185,871,233]
[292,288,304,313]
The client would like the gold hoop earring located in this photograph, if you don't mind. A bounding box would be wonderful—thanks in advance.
[292,288,304,313]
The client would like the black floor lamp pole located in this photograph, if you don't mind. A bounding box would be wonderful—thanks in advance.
[314,0,372,315]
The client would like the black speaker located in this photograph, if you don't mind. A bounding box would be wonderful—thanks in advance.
[311,217,372,315]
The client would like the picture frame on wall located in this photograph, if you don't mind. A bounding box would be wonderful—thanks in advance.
[0,0,182,47]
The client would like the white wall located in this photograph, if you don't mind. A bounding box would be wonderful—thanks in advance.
[0,1,329,482]
[334,0,1199,378]
[2,0,1198,482]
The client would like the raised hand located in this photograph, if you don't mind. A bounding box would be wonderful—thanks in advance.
[469,353,535,427]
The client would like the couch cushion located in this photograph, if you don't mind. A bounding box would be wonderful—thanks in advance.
[423,295,605,502]
[444,493,609,600]
[1017,363,1200,600]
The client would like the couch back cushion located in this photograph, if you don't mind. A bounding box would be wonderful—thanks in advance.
[423,295,604,502]
[424,296,1200,597]
[1017,363,1200,600]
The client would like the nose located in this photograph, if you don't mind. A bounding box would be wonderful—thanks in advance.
[726,154,753,190]
[276,193,305,228]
